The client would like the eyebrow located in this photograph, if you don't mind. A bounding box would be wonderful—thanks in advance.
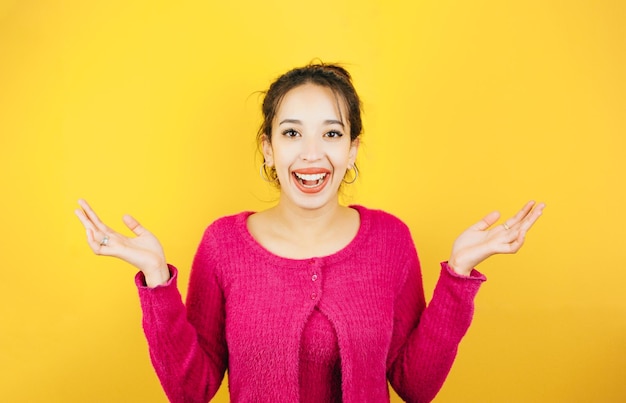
[279,119,344,127]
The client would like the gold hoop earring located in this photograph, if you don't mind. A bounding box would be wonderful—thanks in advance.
[342,165,359,184]
[260,162,279,183]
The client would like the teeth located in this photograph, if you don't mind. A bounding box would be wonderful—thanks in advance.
[294,172,326,181]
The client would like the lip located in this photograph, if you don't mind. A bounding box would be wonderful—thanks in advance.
[291,167,331,194]
[292,167,331,175]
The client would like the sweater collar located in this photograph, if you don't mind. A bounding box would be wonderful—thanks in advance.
[237,205,370,269]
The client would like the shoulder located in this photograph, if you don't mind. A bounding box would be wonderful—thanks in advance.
[199,211,254,247]
[351,205,417,260]
[351,205,420,286]
[351,205,412,238]
[192,211,255,268]
[208,211,253,230]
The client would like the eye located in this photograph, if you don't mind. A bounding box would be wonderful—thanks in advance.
[282,129,300,138]
[325,130,344,139]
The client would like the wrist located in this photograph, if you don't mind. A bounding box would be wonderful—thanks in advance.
[143,264,170,288]
[447,256,473,277]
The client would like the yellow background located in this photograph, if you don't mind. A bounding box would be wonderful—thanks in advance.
[1,0,624,401]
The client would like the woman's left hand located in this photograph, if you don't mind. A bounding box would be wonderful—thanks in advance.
[448,201,546,276]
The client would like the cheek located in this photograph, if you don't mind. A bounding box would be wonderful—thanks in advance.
[270,148,295,173]
[328,146,353,168]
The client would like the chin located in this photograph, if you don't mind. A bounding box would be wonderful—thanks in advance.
[283,187,342,211]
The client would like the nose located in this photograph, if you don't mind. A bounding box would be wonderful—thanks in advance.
[300,136,322,161]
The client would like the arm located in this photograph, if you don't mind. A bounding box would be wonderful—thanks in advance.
[137,239,228,403]
[75,200,227,402]
[387,201,544,402]
[387,250,485,403]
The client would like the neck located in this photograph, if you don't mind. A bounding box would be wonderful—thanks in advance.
[271,198,345,241]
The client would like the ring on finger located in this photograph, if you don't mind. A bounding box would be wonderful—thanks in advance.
[100,235,109,246]
[502,223,510,230]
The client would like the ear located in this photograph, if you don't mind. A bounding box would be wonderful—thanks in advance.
[261,134,274,167]
[348,138,360,167]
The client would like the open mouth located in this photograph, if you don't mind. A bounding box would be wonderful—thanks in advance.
[294,172,327,187]
[292,170,330,193]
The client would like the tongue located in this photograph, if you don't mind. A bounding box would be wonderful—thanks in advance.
[303,179,318,186]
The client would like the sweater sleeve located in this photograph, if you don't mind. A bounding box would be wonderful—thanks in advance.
[387,250,485,403]
[136,227,228,403]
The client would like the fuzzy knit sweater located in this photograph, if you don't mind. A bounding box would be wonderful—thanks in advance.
[136,205,486,402]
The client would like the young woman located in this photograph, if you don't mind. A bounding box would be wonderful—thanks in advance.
[75,63,544,403]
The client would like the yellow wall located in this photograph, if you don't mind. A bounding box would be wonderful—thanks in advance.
[1,1,624,401]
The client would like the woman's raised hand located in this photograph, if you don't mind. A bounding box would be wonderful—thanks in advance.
[74,199,170,287]
[448,201,546,276]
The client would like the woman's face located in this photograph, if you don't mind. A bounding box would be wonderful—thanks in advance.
[263,83,359,211]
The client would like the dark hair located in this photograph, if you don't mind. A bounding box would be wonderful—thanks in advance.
[257,62,363,183]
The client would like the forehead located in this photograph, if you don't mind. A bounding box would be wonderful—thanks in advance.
[275,83,348,121]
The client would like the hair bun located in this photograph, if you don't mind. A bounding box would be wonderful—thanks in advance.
[308,62,353,82]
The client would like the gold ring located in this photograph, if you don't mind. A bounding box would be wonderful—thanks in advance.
[502,223,510,230]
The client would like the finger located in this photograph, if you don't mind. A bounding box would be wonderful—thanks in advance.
[504,200,536,228]
[76,209,102,251]
[498,223,520,242]
[74,208,97,232]
[77,199,109,233]
[518,202,545,233]
[76,201,120,254]
[501,203,545,252]
[122,214,148,237]
[471,211,501,231]
[501,239,524,254]
[84,227,113,255]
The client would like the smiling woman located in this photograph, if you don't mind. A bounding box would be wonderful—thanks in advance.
[75,62,545,402]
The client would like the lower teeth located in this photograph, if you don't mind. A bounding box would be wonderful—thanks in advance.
[301,179,321,188]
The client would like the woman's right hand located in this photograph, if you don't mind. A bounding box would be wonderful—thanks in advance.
[74,199,170,288]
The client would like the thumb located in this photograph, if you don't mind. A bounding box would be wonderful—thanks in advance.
[123,214,148,236]
[471,211,500,231]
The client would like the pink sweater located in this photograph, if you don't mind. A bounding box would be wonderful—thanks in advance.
[136,205,486,402]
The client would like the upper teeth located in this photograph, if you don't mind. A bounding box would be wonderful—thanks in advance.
[295,173,326,181]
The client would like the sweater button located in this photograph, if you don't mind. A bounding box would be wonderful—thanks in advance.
[311,274,318,282]
[310,292,317,300]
